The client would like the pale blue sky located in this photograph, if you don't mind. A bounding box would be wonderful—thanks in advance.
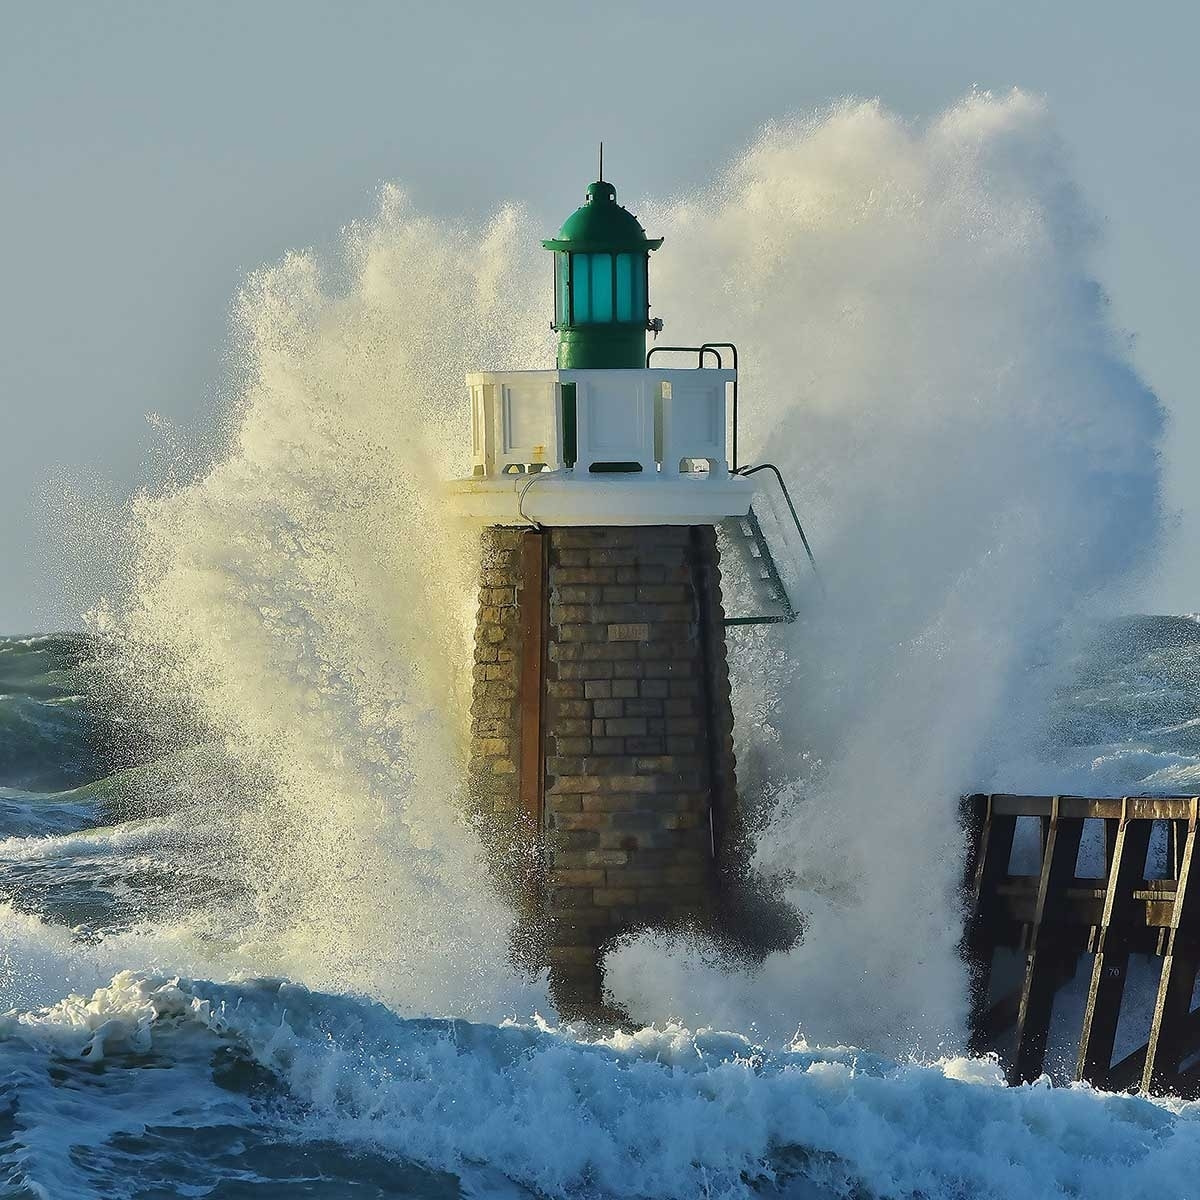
[2,1,1197,630]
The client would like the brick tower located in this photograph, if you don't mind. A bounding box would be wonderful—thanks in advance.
[450,170,755,1012]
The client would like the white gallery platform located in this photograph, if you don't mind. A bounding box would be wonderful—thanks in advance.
[447,368,754,526]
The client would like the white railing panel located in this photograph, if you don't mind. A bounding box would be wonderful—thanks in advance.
[467,371,561,474]
[470,384,490,475]
[464,368,733,479]
[571,371,656,474]
[499,378,560,471]
[660,376,729,477]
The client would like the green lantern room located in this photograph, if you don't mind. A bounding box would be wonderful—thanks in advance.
[542,180,663,370]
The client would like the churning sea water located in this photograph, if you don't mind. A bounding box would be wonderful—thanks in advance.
[3,91,1197,1197]
[3,624,1200,1199]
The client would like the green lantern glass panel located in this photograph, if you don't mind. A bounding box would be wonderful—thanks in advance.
[571,253,621,325]
[615,253,634,321]
[571,253,592,323]
[632,255,646,320]
[590,253,613,323]
[555,253,569,327]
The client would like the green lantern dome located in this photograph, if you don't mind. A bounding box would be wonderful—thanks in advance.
[543,181,663,255]
[543,179,663,370]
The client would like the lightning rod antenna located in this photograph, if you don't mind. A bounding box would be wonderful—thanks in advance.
[599,141,603,181]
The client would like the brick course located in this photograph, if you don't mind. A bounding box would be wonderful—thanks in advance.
[467,524,739,1013]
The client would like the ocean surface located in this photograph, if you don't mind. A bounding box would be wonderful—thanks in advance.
[3,622,1200,1200]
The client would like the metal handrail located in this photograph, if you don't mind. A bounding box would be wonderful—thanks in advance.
[735,463,823,596]
[645,345,724,368]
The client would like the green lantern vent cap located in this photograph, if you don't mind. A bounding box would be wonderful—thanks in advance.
[542,181,663,254]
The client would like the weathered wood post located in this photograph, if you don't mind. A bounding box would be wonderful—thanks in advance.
[966,793,1200,1097]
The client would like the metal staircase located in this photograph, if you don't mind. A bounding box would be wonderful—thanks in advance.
[640,342,821,627]
[719,506,797,626]
[719,462,822,628]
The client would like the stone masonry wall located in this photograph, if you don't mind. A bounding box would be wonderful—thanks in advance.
[466,524,740,1012]
[544,525,734,1008]
[466,527,535,904]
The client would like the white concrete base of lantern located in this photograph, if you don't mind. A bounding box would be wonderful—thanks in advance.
[446,471,754,527]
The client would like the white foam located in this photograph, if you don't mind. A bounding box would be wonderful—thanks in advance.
[7,973,1200,1200]
[0,813,190,860]
[0,904,224,1014]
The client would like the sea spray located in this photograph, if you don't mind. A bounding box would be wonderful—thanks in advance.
[0,89,1187,1200]
[84,195,555,1019]
[605,92,1163,1050]
[50,91,1162,1046]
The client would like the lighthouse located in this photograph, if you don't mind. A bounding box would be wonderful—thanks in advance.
[451,170,764,1012]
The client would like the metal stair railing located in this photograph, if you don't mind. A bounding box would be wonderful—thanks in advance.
[733,463,822,595]
[721,506,797,626]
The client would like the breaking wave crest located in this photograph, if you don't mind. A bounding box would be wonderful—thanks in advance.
[6,971,1200,1200]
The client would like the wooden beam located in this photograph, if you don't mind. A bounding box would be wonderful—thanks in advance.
[963,794,1016,1054]
[1077,805,1152,1086]
[1108,1006,1200,1095]
[1012,797,1084,1083]
[988,794,1200,822]
[1143,799,1200,1093]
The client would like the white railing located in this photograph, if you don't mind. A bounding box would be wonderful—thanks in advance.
[466,368,736,480]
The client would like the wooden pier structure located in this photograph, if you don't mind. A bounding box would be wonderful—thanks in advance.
[965,793,1200,1096]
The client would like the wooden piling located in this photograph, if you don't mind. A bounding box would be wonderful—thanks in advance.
[966,793,1200,1097]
